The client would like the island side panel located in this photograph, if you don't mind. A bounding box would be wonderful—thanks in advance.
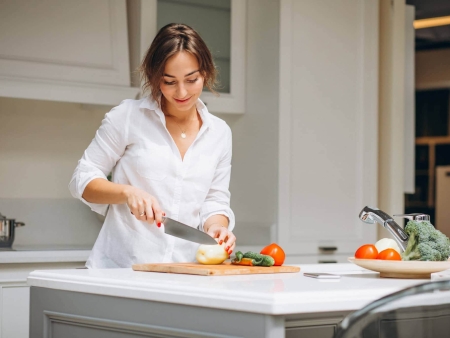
[29,287,285,338]
[284,312,351,338]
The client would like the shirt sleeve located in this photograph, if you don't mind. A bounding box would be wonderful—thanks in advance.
[68,101,129,215]
[199,126,235,232]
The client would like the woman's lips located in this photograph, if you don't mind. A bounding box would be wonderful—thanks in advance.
[174,97,191,104]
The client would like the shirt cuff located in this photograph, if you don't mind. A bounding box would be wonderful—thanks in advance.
[80,196,109,216]
[69,166,110,216]
[200,209,235,233]
[78,175,109,216]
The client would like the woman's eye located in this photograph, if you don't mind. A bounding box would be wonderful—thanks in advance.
[163,78,197,85]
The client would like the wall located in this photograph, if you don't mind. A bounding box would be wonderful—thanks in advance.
[0,0,279,248]
[218,0,279,245]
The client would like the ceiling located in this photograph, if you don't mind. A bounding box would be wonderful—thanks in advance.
[406,0,450,50]
[407,0,450,50]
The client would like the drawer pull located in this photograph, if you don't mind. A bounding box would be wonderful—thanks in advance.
[319,246,337,252]
[319,260,338,264]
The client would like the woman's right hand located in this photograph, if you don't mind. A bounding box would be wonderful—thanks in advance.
[123,186,164,227]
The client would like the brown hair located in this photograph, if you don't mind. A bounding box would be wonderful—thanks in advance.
[140,23,218,103]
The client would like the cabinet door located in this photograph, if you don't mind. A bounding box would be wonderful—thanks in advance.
[0,0,130,86]
[1,286,30,338]
[278,0,379,255]
[286,325,335,338]
[152,0,246,114]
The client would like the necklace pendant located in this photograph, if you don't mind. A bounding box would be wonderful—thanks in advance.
[181,132,187,139]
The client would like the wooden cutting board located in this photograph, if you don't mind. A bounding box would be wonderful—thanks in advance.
[132,262,301,276]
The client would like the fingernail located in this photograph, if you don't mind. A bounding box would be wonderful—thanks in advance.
[157,223,161,227]
[229,250,233,255]
[219,240,223,245]
[226,246,229,251]
[163,212,166,216]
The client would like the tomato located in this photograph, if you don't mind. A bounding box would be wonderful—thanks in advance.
[355,244,378,259]
[260,243,285,266]
[377,248,401,260]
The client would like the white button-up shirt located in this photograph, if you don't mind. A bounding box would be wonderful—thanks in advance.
[69,97,234,268]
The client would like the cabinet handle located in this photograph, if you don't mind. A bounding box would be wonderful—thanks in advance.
[319,246,337,252]
[319,260,337,264]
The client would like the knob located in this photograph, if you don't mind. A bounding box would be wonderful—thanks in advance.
[393,213,430,221]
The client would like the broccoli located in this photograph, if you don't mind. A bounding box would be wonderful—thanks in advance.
[401,220,450,261]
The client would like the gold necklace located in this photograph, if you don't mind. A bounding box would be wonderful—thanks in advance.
[161,101,197,139]
[174,120,187,139]
[167,115,198,139]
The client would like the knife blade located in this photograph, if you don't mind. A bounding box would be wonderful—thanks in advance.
[162,217,217,245]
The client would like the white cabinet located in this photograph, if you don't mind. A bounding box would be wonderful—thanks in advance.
[0,0,244,112]
[197,0,246,114]
[1,286,30,338]
[133,0,246,114]
[278,0,379,256]
[0,261,86,338]
[0,0,138,105]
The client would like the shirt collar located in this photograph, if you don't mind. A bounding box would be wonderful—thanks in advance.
[139,96,159,111]
[139,96,214,131]
[195,98,213,131]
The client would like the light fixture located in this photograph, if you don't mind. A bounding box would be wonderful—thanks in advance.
[414,15,450,29]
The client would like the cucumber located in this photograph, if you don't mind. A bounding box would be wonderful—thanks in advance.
[232,251,275,267]
[243,251,275,266]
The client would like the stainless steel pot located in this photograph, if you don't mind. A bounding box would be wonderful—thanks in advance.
[0,213,25,248]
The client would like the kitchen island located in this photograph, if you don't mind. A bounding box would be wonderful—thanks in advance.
[27,263,439,338]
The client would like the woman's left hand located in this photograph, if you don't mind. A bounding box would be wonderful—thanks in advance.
[206,224,236,256]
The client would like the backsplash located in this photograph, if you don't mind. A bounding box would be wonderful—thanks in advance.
[0,97,109,247]
[0,198,102,247]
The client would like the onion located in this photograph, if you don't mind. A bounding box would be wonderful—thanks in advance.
[375,238,401,254]
[196,243,228,265]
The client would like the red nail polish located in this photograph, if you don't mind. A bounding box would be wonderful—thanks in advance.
[219,240,223,245]
[226,246,229,251]
[157,223,161,227]
[163,212,166,216]
[229,250,233,255]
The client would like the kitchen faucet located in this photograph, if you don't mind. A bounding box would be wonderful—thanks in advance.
[358,206,412,251]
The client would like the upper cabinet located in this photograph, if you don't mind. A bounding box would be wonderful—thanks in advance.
[150,0,247,114]
[132,0,247,114]
[0,0,139,106]
[0,0,245,112]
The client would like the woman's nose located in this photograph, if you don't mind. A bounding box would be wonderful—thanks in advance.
[176,84,187,98]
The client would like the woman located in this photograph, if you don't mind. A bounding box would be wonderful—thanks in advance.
[69,23,236,268]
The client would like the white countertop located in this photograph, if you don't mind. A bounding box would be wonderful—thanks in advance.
[0,246,91,264]
[27,263,440,315]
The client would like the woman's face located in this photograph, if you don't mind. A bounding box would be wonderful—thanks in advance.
[160,51,204,113]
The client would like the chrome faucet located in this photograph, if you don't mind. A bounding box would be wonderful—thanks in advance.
[359,206,410,251]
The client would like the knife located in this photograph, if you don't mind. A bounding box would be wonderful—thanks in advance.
[162,217,217,245]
